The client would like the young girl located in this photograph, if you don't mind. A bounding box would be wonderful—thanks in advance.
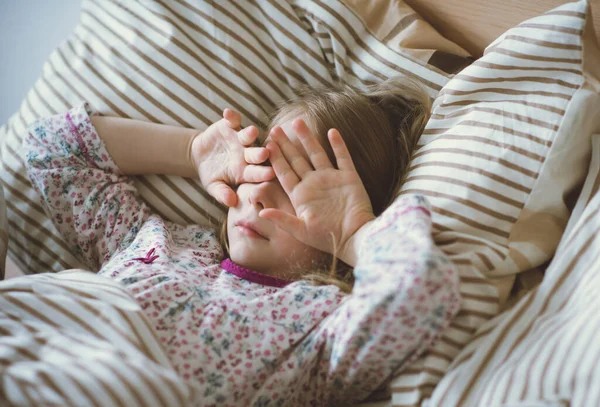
[22,78,461,406]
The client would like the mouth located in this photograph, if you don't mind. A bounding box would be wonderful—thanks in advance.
[235,221,269,240]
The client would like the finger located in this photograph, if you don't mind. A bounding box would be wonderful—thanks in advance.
[259,208,306,240]
[292,118,333,170]
[242,165,275,183]
[206,182,238,208]
[270,125,313,179]
[237,125,259,146]
[223,108,242,130]
[244,147,269,164]
[265,140,299,195]
[328,128,357,172]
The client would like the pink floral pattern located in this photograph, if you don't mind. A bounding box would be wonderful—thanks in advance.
[24,104,461,406]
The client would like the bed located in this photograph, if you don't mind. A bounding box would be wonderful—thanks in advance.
[0,0,598,405]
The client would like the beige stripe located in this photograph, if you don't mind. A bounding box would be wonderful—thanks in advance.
[1,146,49,215]
[455,307,497,320]
[507,316,563,401]
[452,73,579,90]
[453,222,598,405]
[438,97,567,116]
[136,177,194,224]
[403,188,518,223]
[543,10,586,19]
[564,315,600,397]
[381,13,420,44]
[450,321,477,335]
[88,3,240,122]
[150,4,279,109]
[31,84,56,115]
[427,349,455,363]
[518,23,583,36]
[486,47,581,65]
[152,1,286,104]
[220,0,325,88]
[471,60,581,76]
[4,376,32,405]
[0,341,38,361]
[289,4,380,88]
[529,317,587,401]
[130,0,276,111]
[299,1,443,92]
[136,365,175,407]
[7,217,70,270]
[418,133,546,162]
[226,0,324,86]
[440,335,464,350]
[72,31,193,127]
[157,176,220,225]
[406,174,524,209]
[475,252,494,271]
[439,86,572,101]
[40,74,71,108]
[94,359,146,406]
[80,13,210,125]
[431,106,560,131]
[79,20,225,213]
[211,0,309,87]
[7,222,62,273]
[412,148,539,178]
[54,47,128,116]
[266,0,336,79]
[401,366,447,377]
[460,275,489,284]
[410,161,531,195]
[502,34,583,51]
[66,34,221,222]
[461,290,499,305]
[37,295,110,341]
[103,1,266,126]
[111,305,166,369]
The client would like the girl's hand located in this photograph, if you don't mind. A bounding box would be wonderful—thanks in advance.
[191,109,275,207]
[259,119,376,259]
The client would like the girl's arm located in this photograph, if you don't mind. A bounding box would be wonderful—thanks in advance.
[92,109,273,207]
[260,120,461,404]
[90,115,199,178]
[24,104,152,271]
[24,104,272,271]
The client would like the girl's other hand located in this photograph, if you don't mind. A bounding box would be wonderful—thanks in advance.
[191,109,274,207]
[259,119,375,258]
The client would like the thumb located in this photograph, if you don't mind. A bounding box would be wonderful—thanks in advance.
[259,209,306,240]
[207,182,238,208]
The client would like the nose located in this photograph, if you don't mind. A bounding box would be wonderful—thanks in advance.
[248,181,274,210]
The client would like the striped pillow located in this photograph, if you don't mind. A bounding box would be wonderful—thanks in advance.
[426,132,600,406]
[0,0,465,275]
[390,0,600,405]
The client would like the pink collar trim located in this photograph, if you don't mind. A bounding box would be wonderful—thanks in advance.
[220,258,293,288]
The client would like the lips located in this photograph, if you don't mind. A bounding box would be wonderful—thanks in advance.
[235,220,268,240]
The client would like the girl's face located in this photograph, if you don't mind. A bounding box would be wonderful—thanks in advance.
[226,119,327,279]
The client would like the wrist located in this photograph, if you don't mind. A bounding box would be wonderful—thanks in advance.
[187,131,203,179]
[338,217,375,267]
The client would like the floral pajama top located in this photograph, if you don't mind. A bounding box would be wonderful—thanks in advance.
[23,104,461,407]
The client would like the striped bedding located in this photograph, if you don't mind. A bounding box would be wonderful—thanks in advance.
[423,133,600,407]
[0,270,198,406]
[1,0,600,406]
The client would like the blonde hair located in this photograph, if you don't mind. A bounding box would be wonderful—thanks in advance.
[220,77,431,293]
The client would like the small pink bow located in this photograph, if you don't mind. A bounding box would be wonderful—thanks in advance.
[133,247,159,264]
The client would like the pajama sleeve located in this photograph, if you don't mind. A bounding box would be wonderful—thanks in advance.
[292,194,461,405]
[23,104,151,271]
